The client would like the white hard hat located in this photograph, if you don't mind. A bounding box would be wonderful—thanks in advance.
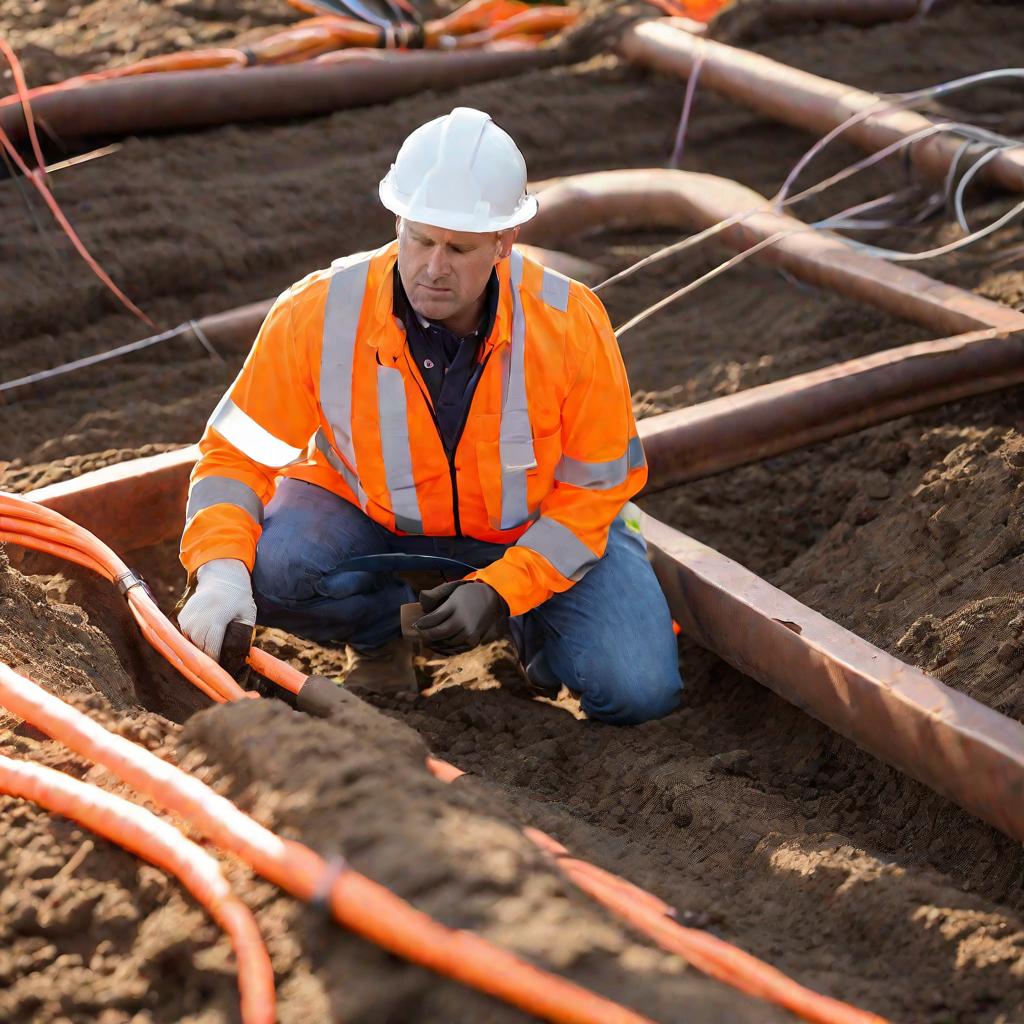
[379,107,538,233]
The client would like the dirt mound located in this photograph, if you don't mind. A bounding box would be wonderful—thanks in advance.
[0,551,788,1023]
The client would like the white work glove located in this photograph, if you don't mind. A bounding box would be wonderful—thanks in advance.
[177,558,257,661]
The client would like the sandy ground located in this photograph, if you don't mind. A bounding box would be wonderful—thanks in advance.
[3,0,1024,1020]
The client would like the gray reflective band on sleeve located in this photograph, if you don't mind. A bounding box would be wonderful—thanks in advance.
[314,427,363,500]
[186,475,264,526]
[539,267,570,312]
[554,435,647,489]
[628,434,646,470]
[498,250,537,530]
[555,450,628,490]
[516,516,598,582]
[208,396,303,468]
[320,252,372,504]
[377,365,423,534]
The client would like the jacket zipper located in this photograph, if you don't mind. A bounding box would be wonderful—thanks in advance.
[401,347,493,539]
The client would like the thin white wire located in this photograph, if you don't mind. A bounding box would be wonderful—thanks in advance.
[953,147,1003,232]
[602,69,1024,332]
[843,194,1024,262]
[594,120,965,294]
[615,230,793,336]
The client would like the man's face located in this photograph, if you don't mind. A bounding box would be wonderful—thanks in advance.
[396,219,515,329]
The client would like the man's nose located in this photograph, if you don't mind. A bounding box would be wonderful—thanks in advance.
[426,246,450,279]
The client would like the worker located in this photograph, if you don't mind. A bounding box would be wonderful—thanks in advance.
[177,107,682,725]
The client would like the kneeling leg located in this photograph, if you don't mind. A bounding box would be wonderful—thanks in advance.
[252,479,412,649]
[521,517,682,725]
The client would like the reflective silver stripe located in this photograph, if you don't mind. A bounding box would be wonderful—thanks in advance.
[314,427,363,498]
[320,251,372,507]
[539,266,570,312]
[516,516,598,582]
[498,250,537,530]
[186,476,264,525]
[628,435,646,470]
[554,435,645,489]
[208,396,302,468]
[555,450,628,490]
[377,365,423,534]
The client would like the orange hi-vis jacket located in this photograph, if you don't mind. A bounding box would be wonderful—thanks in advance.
[181,241,647,616]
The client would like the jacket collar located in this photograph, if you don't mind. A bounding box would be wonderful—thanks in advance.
[366,240,514,363]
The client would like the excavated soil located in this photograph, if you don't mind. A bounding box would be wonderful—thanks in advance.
[5,1,1024,1021]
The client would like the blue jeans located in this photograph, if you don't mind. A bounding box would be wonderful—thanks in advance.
[252,479,683,725]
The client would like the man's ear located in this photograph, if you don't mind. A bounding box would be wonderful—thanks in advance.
[496,227,519,261]
[395,216,403,238]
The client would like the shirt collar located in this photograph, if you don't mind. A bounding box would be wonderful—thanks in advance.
[369,241,513,363]
[392,264,499,345]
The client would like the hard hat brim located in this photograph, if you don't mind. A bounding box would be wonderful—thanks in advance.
[379,177,539,233]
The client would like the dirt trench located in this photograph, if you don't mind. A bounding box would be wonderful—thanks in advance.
[4,0,1024,1021]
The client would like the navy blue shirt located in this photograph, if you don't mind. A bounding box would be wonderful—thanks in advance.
[393,267,499,455]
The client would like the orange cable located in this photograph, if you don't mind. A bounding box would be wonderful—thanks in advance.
[426,757,889,1024]
[0,496,246,702]
[0,753,275,1024]
[0,661,653,1024]
[0,36,47,180]
[0,128,154,327]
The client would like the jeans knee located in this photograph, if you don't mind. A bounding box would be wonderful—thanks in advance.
[252,542,309,608]
[579,650,683,726]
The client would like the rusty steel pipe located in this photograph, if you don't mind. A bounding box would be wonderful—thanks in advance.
[639,326,1024,489]
[29,448,1024,846]
[0,48,559,141]
[523,169,1024,335]
[618,19,1024,194]
[645,514,1024,844]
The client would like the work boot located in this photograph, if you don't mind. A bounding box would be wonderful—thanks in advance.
[344,637,418,694]
[521,650,564,701]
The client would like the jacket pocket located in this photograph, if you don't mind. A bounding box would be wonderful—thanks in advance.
[477,428,561,533]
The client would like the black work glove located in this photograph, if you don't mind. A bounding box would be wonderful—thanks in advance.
[414,580,509,655]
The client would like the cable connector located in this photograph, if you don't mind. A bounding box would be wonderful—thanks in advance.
[115,570,150,598]
[311,854,349,913]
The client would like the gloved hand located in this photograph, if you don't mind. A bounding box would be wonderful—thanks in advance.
[414,580,508,655]
[176,558,257,661]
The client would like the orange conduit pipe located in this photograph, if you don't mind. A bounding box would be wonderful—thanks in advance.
[424,757,888,1024]
[0,0,574,100]
[0,489,885,1022]
[0,492,248,704]
[0,753,275,1024]
[452,7,578,48]
[0,662,653,1024]
[0,489,342,712]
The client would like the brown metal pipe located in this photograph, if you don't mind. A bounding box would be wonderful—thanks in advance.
[618,18,1024,194]
[515,244,602,284]
[640,326,1024,489]
[645,514,1024,844]
[31,446,1024,846]
[0,48,559,141]
[524,169,1024,335]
